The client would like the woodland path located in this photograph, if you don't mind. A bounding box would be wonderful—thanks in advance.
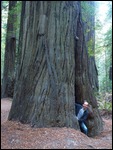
[1,98,112,149]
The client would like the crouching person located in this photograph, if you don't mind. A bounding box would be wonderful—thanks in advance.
[75,101,93,136]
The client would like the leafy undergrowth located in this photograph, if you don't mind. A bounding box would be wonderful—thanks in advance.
[97,92,112,111]
[1,98,112,149]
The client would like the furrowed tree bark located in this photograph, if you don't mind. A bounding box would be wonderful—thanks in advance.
[9,1,79,129]
[8,1,103,136]
[2,1,17,98]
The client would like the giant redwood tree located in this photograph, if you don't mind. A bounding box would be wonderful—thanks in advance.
[8,1,103,136]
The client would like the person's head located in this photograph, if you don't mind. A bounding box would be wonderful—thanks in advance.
[83,101,89,109]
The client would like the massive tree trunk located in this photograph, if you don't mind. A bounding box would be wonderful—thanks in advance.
[2,1,17,98]
[8,1,103,136]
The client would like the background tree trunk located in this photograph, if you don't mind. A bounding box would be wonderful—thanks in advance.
[9,1,103,136]
[109,66,112,80]
[2,1,17,98]
[75,2,103,136]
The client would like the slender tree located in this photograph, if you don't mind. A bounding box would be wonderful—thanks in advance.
[95,1,112,92]
[2,1,17,98]
[1,1,9,81]
[8,1,103,137]
[105,1,112,88]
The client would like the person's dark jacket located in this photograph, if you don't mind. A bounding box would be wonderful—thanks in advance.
[75,103,89,123]
[79,109,89,123]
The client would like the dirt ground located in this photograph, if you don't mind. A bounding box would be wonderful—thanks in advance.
[1,98,112,149]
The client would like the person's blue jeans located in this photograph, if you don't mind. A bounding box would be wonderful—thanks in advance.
[79,121,88,135]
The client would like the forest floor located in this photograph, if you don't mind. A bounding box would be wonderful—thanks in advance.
[1,98,112,149]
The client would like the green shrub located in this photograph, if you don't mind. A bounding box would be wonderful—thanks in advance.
[97,93,112,111]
